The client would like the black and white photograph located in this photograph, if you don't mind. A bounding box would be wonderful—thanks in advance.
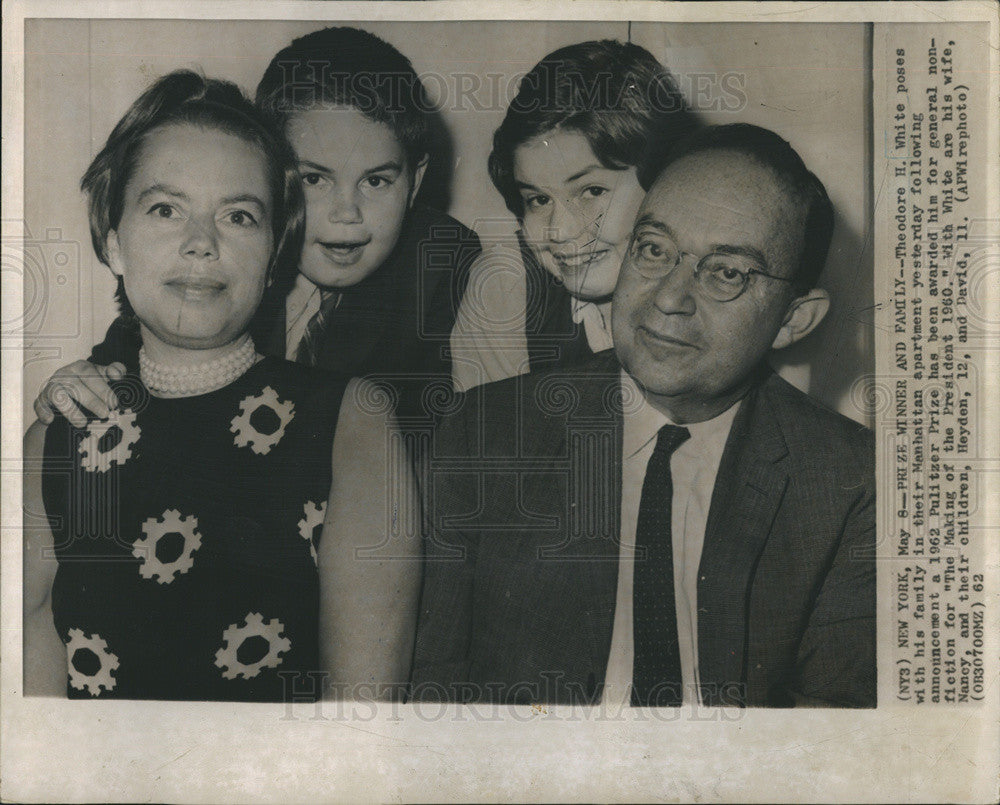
[3,2,997,802]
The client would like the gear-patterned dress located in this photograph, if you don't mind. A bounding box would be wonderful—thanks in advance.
[42,357,348,701]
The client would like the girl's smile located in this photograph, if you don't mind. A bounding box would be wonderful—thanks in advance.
[513,129,646,302]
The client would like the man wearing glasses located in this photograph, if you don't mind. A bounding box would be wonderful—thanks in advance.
[414,124,876,708]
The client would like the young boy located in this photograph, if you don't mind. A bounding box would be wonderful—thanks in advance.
[37,26,480,424]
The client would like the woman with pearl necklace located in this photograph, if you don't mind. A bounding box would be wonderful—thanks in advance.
[22,71,420,702]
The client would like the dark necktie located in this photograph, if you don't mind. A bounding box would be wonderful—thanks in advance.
[632,423,691,707]
[295,291,340,367]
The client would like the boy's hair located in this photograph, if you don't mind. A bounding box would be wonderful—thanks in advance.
[255,26,432,170]
[488,39,698,218]
[662,123,834,291]
[81,70,305,316]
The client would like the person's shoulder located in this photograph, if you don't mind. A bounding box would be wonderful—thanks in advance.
[456,237,529,330]
[469,234,522,263]
[761,372,874,465]
[24,418,50,458]
[451,350,621,424]
[90,315,142,369]
[409,204,481,246]
[252,356,352,403]
[441,351,623,464]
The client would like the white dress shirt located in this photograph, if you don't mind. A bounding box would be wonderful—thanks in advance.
[570,297,614,354]
[283,273,322,361]
[282,273,342,361]
[601,370,740,707]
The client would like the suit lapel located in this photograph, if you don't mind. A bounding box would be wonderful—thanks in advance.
[697,378,789,705]
[576,353,624,688]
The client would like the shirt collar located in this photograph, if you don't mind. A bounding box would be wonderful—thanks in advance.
[286,272,319,309]
[621,369,741,461]
[571,296,610,322]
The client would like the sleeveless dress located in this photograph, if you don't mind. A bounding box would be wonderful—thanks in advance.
[42,357,349,701]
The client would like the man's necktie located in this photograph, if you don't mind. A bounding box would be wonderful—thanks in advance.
[295,291,340,367]
[632,423,691,707]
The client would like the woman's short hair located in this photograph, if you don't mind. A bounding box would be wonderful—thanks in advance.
[81,69,305,316]
[488,39,698,218]
[255,26,431,170]
[662,123,834,291]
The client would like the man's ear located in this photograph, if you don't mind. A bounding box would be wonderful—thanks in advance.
[106,231,125,277]
[408,154,429,208]
[771,288,830,350]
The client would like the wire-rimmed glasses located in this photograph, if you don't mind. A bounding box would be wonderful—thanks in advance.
[626,229,795,302]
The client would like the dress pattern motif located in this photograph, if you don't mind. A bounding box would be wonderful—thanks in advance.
[43,358,347,701]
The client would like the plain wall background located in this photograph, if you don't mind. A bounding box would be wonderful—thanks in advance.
[22,19,873,426]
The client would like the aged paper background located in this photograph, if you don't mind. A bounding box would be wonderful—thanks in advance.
[3,1,997,802]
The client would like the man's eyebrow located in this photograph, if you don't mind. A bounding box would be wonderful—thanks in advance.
[136,184,188,204]
[632,215,676,240]
[712,244,769,267]
[633,216,771,267]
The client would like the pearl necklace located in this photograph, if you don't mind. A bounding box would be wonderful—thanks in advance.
[140,335,257,398]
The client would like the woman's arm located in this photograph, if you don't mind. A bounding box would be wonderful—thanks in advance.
[22,421,67,696]
[317,378,422,700]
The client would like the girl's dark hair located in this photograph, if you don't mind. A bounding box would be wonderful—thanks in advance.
[255,26,431,170]
[663,123,834,291]
[81,69,305,316]
[488,39,698,218]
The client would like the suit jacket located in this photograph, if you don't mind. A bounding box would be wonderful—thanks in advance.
[412,350,876,707]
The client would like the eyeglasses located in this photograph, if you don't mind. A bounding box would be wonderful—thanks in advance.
[626,231,795,302]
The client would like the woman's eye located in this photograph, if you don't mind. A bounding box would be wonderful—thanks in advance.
[302,172,325,187]
[524,194,550,211]
[226,210,258,227]
[148,203,177,219]
[581,186,609,200]
[364,175,393,190]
